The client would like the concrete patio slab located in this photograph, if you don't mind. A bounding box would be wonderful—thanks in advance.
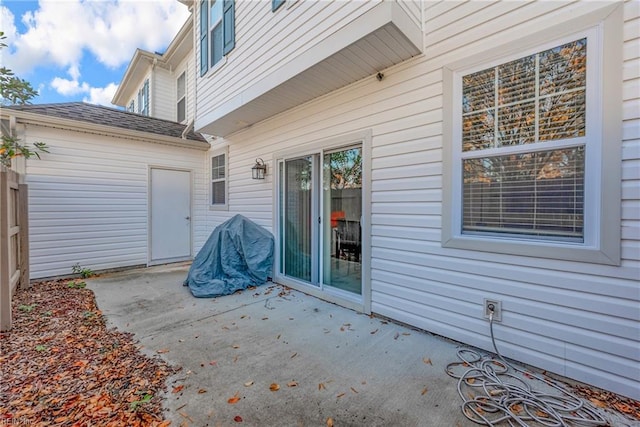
[87,264,632,427]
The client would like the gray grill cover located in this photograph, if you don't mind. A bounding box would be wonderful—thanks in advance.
[184,214,274,298]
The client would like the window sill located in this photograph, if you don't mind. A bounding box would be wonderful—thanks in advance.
[204,56,227,79]
[442,233,620,266]
[209,204,228,212]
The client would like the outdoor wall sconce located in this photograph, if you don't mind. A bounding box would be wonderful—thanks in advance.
[252,158,267,180]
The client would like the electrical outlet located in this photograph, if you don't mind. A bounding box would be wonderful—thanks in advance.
[483,299,502,322]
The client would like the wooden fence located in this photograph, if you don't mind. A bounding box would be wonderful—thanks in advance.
[0,165,29,331]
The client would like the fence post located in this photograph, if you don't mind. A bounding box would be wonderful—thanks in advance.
[18,183,29,290]
[0,167,11,331]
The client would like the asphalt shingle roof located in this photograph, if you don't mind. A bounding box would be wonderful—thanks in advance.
[5,102,207,143]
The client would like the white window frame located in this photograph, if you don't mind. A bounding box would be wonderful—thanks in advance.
[137,79,149,116]
[210,148,228,210]
[441,4,622,265]
[177,71,186,123]
[209,0,224,68]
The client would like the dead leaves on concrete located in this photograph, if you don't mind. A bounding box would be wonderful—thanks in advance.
[0,279,175,426]
[572,385,640,421]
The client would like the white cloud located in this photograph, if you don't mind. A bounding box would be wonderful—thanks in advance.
[83,83,119,107]
[0,6,17,45]
[51,77,89,96]
[3,0,190,74]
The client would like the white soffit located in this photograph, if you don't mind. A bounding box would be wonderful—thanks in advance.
[199,1,422,137]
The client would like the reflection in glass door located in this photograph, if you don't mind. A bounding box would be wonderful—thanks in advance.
[322,147,362,294]
[278,145,362,297]
[281,156,315,283]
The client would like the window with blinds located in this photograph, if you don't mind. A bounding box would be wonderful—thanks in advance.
[460,38,587,241]
[211,153,226,206]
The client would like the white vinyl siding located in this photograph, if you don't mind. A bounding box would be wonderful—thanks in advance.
[195,1,394,122]
[153,69,174,121]
[198,1,638,399]
[22,125,208,279]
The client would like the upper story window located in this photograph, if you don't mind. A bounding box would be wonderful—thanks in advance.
[137,79,149,116]
[127,101,135,113]
[442,7,623,266]
[177,71,186,123]
[200,0,235,76]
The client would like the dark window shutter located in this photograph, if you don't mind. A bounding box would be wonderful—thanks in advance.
[143,79,149,116]
[199,0,208,75]
[272,0,285,12]
[223,0,235,55]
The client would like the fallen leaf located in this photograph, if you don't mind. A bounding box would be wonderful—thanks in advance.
[269,383,280,391]
[423,358,432,365]
[590,398,607,408]
[326,417,334,427]
[287,381,298,387]
[318,383,326,390]
[198,389,207,394]
[232,344,240,349]
[370,329,378,334]
[228,393,241,404]
[394,332,400,340]
[402,332,410,336]
[337,393,345,398]
[172,385,184,393]
[234,415,243,422]
[209,360,218,366]
[244,381,254,387]
[421,387,428,395]
[350,387,358,394]
[157,348,170,354]
[535,410,549,418]
[291,352,297,358]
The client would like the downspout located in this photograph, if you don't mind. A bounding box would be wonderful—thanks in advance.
[151,57,158,118]
[181,119,195,139]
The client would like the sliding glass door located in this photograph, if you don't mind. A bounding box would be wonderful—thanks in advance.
[322,147,362,294]
[278,145,362,296]
[281,156,316,284]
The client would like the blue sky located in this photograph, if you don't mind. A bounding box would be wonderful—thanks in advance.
[1,0,190,107]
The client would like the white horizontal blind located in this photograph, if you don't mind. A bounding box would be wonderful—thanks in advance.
[460,39,587,240]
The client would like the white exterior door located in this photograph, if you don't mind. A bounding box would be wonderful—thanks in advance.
[149,168,191,264]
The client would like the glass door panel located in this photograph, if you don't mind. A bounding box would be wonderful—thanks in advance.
[282,157,314,283]
[322,147,362,294]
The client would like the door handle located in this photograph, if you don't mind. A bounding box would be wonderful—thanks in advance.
[185,216,191,220]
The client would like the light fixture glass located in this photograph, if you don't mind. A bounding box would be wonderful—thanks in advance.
[252,158,267,180]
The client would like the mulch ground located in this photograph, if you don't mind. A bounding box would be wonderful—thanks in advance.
[0,279,176,426]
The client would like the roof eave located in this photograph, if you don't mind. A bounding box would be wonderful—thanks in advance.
[111,49,160,106]
[4,109,210,151]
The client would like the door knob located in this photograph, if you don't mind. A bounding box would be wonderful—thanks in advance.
[185,216,190,220]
